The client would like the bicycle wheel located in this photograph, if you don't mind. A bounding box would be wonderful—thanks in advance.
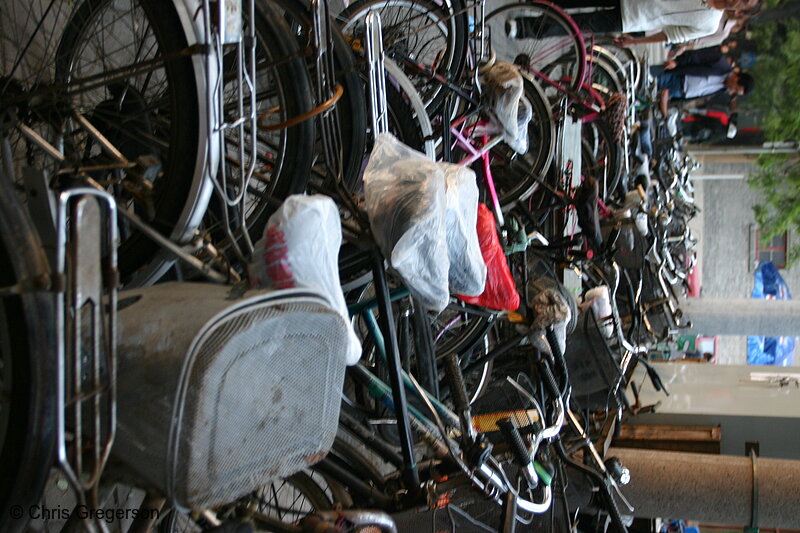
[272,0,368,193]
[581,118,624,200]
[588,53,625,96]
[486,1,586,95]
[0,180,56,533]
[486,76,556,208]
[593,42,640,92]
[338,0,468,113]
[160,472,334,533]
[204,1,315,259]
[0,0,207,282]
[241,472,334,528]
[432,304,494,359]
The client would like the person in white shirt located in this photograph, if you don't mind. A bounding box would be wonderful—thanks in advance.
[672,10,750,55]
[549,0,759,46]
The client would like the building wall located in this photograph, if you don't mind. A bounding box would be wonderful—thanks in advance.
[690,161,800,364]
[629,363,800,460]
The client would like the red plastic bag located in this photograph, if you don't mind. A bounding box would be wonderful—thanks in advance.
[458,204,520,311]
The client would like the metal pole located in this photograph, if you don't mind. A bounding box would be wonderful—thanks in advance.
[365,13,388,135]
[684,298,800,337]
[687,142,800,155]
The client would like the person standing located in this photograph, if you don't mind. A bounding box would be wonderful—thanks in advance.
[549,0,760,46]
[652,46,754,114]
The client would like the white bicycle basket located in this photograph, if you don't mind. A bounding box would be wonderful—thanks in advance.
[113,282,349,510]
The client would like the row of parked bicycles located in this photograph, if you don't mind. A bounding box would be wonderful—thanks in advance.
[0,0,700,532]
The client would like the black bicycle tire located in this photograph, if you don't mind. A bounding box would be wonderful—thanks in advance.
[159,472,333,533]
[435,310,494,357]
[252,472,333,523]
[271,0,368,193]
[0,181,57,533]
[332,27,370,193]
[581,117,624,200]
[338,0,468,114]
[253,0,316,201]
[487,76,556,208]
[314,446,394,509]
[54,0,203,281]
[214,1,316,251]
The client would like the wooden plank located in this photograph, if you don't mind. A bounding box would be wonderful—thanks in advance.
[613,424,722,454]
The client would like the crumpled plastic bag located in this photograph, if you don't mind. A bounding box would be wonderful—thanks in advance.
[441,162,486,295]
[248,194,362,365]
[363,133,450,311]
[516,276,576,356]
[479,61,532,154]
[458,203,520,311]
[583,285,613,339]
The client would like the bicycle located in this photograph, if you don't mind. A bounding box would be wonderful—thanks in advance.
[0,0,216,283]
[484,1,627,199]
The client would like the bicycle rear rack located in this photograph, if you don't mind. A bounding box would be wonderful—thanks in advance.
[55,189,118,533]
[200,0,258,259]
[365,12,389,136]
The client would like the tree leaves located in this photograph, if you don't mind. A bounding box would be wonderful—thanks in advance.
[746,4,800,265]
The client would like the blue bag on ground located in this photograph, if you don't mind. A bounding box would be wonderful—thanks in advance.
[747,261,796,366]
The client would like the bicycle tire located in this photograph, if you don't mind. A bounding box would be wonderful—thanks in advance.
[588,53,625,96]
[593,42,641,92]
[338,0,468,113]
[272,0,368,193]
[0,180,57,533]
[49,0,206,282]
[159,471,334,533]
[486,76,556,208]
[581,117,624,200]
[204,1,316,257]
[485,1,587,95]
[433,305,495,359]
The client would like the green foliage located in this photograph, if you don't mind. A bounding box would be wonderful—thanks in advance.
[745,3,800,265]
[748,154,800,265]
[746,19,800,141]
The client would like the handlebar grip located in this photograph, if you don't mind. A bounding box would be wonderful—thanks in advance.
[444,352,470,415]
[497,418,531,468]
[600,480,629,533]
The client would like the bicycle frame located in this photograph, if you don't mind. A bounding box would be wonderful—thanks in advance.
[346,257,559,515]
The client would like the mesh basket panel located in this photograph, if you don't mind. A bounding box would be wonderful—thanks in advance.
[565,311,621,410]
[113,286,349,511]
[172,300,348,508]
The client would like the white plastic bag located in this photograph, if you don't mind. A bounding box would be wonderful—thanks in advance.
[583,285,613,339]
[479,61,532,154]
[440,162,486,295]
[248,194,362,365]
[363,133,450,311]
